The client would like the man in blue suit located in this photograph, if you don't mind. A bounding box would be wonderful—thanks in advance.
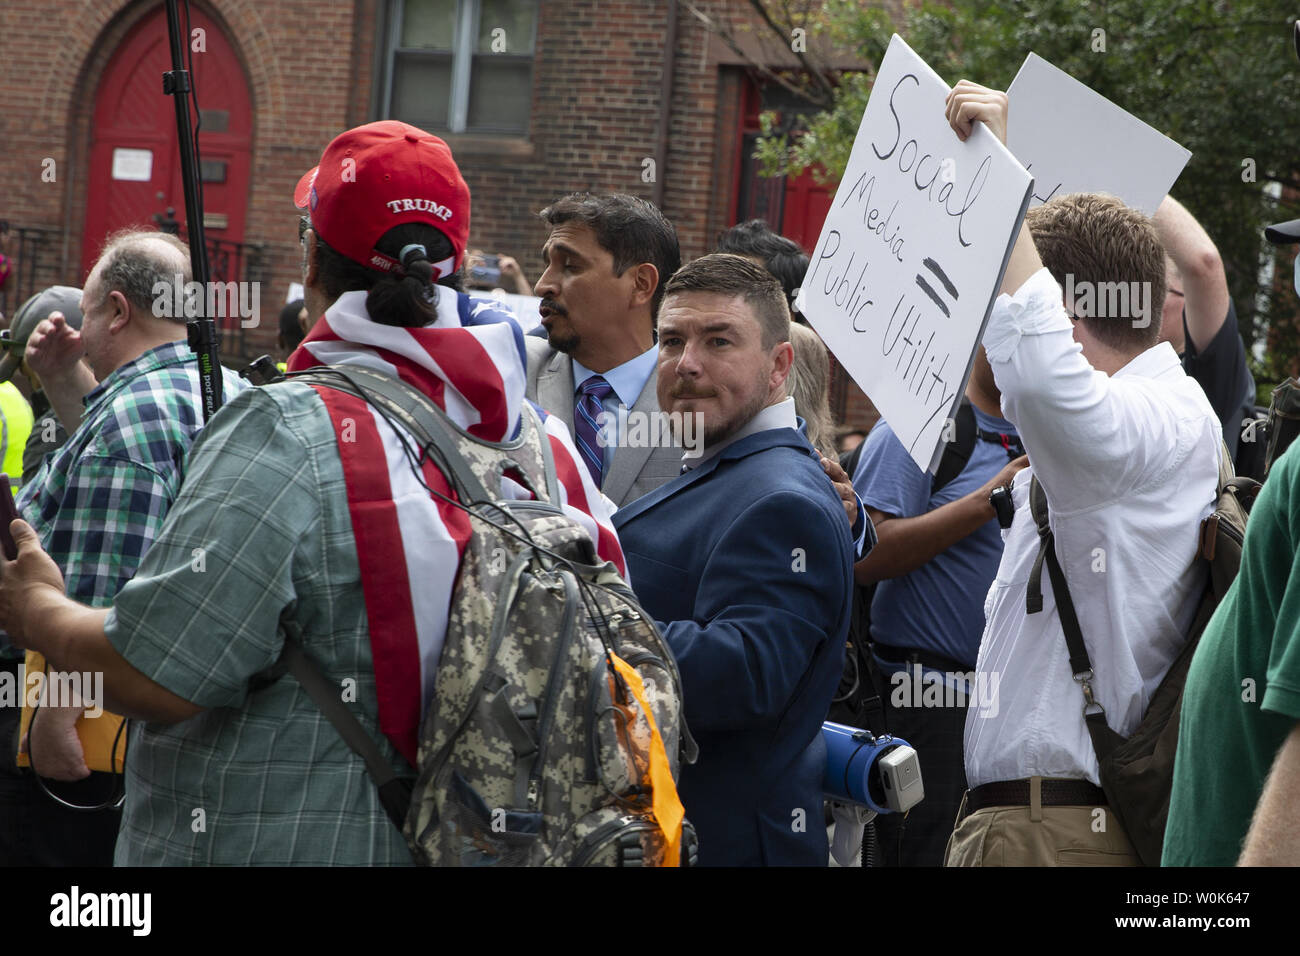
[613,254,855,866]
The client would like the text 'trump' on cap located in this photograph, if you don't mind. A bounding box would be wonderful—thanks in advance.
[294,121,471,279]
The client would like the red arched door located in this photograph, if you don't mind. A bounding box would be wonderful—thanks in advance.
[781,167,835,254]
[82,4,252,281]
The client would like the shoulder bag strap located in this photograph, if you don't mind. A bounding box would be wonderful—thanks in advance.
[279,620,413,830]
[1025,476,1120,761]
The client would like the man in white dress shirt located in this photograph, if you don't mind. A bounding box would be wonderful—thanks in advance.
[941,83,1221,865]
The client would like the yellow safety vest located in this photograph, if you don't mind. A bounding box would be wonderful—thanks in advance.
[0,382,33,493]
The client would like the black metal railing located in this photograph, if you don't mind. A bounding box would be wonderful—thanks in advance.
[177,229,268,362]
[0,225,65,317]
[1,224,269,357]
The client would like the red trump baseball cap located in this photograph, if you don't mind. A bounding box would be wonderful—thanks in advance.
[294,121,471,278]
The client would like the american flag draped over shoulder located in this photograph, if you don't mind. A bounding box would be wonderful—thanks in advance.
[288,287,625,766]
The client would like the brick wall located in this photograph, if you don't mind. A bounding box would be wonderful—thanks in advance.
[0,0,882,435]
[0,0,734,359]
[455,0,746,274]
[0,0,379,360]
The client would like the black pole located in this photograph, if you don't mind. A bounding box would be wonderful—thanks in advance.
[161,0,222,420]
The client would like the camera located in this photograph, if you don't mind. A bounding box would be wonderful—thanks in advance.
[822,720,924,814]
[468,253,502,287]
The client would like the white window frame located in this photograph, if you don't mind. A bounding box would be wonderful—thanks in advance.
[383,0,538,135]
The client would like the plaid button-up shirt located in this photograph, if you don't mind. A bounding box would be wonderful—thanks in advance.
[102,289,626,866]
[18,340,247,607]
[105,381,416,866]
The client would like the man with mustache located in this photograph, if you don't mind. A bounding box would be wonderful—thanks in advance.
[526,193,686,508]
[528,194,866,526]
[612,254,855,866]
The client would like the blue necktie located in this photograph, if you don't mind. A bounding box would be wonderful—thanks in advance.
[574,375,614,487]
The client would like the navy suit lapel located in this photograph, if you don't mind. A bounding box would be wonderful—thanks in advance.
[612,452,723,527]
[612,426,811,528]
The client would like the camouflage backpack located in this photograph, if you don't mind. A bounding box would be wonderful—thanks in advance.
[276,365,699,866]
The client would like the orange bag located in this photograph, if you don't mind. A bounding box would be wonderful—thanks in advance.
[608,651,685,866]
[16,650,125,775]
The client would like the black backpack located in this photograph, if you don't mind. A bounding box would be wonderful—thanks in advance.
[1263,379,1300,478]
[1025,444,1258,865]
[1234,378,1300,483]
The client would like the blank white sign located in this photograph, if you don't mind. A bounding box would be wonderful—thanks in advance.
[1007,53,1191,214]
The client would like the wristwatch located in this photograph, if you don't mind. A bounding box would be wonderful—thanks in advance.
[988,484,1015,529]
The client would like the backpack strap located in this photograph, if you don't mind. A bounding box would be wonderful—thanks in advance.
[1214,438,1235,500]
[931,399,977,494]
[279,620,413,830]
[855,634,891,735]
[288,366,495,503]
[1024,476,1118,762]
[1026,442,1238,769]
[975,425,1026,460]
[291,365,564,509]
[1025,477,1050,616]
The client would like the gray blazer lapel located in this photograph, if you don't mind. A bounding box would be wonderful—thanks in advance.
[602,370,660,506]
[537,351,575,429]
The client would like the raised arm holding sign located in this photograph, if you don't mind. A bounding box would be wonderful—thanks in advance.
[945,79,1226,870]
[945,82,1044,297]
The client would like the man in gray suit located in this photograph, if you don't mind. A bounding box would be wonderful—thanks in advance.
[527,193,684,508]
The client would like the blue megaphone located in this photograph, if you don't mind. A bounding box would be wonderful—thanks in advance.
[822,721,924,814]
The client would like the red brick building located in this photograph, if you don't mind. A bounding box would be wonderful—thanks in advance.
[0,0,876,430]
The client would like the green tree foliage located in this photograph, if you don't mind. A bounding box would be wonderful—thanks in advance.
[753,0,1300,392]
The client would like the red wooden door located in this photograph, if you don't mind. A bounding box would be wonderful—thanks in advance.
[82,5,252,280]
[781,166,836,254]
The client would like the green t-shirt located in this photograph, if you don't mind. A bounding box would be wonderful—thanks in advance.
[1163,441,1300,866]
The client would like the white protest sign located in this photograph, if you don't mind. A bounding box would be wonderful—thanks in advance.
[798,34,1033,472]
[1007,52,1191,214]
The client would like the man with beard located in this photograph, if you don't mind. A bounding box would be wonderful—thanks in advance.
[612,254,854,866]
[526,193,685,507]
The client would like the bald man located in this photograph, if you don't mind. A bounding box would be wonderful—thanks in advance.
[0,230,245,866]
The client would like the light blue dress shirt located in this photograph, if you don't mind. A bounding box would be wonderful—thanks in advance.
[572,344,658,475]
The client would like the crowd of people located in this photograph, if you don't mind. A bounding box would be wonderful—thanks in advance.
[0,75,1294,869]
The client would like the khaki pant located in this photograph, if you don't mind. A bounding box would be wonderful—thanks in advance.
[944,778,1141,867]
